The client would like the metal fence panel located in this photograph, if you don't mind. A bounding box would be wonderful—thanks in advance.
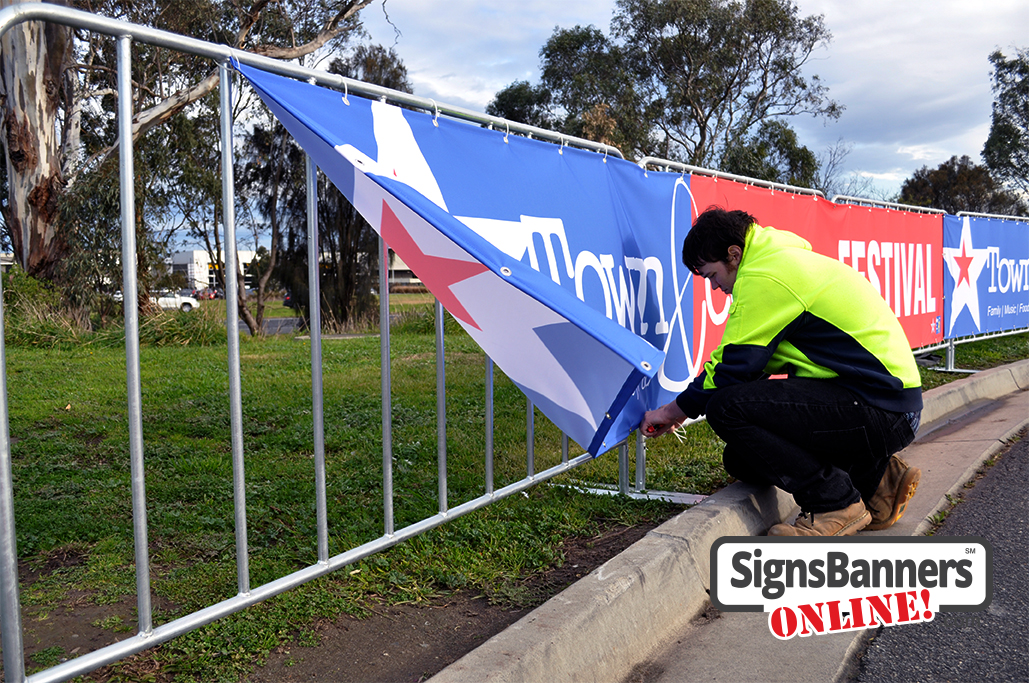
[0,5,623,682]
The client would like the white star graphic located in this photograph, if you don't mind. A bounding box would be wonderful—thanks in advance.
[941,217,990,334]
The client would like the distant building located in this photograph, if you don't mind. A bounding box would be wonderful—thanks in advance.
[170,249,423,292]
[387,251,422,290]
[171,250,256,290]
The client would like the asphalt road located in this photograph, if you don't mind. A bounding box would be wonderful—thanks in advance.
[851,433,1028,683]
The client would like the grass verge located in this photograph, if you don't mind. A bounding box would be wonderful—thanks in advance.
[4,324,1025,681]
[917,332,1029,391]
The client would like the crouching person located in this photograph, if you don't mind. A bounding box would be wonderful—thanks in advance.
[641,207,922,536]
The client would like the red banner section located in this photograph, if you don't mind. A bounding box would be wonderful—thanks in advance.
[689,175,944,360]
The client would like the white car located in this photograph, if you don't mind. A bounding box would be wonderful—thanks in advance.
[152,291,199,312]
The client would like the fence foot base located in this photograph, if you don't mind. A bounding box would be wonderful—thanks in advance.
[928,366,979,374]
[556,483,707,506]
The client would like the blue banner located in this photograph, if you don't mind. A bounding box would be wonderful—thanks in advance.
[236,63,704,455]
[942,215,1029,337]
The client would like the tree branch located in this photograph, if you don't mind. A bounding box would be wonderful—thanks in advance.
[85,0,375,172]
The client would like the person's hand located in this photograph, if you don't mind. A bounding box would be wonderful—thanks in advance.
[639,401,687,438]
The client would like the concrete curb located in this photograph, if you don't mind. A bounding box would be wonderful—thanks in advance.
[430,360,1029,683]
[431,484,796,683]
[919,358,1029,431]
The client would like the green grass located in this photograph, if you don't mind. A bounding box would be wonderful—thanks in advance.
[248,297,294,319]
[389,291,435,312]
[201,291,435,324]
[917,332,1028,391]
[5,325,694,682]
[4,323,1025,682]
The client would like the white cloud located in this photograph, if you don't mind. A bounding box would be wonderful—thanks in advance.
[855,170,907,183]
[791,0,1028,192]
[357,0,1029,195]
[896,145,949,163]
[360,0,616,110]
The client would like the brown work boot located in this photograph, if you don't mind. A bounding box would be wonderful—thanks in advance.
[865,455,921,531]
[767,500,870,537]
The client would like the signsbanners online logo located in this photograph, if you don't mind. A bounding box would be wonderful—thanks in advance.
[710,537,992,640]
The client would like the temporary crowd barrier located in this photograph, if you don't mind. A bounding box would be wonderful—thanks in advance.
[0,4,1026,682]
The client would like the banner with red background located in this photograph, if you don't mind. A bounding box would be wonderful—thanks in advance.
[687,175,945,366]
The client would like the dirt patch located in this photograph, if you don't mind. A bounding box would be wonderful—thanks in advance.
[3,549,133,676]
[18,595,138,670]
[3,520,666,682]
[247,521,661,682]
[248,592,523,683]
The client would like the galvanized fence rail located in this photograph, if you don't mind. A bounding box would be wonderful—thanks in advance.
[3,7,1025,683]
[931,210,1029,371]
[0,5,632,682]
[826,199,1029,370]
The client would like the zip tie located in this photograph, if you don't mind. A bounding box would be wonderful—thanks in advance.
[504,122,510,144]
[431,99,439,127]
[341,80,349,105]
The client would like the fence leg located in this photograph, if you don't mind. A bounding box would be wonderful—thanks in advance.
[618,442,630,496]
[305,154,328,564]
[485,357,494,496]
[380,238,394,536]
[526,399,535,479]
[436,299,447,515]
[931,337,978,374]
[0,286,24,683]
[635,430,646,493]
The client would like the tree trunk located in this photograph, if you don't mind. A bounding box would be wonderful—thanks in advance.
[1,0,73,276]
[250,128,287,335]
[235,262,259,336]
[2,0,372,282]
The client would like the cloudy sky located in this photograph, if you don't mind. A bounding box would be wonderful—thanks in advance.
[355,0,1027,197]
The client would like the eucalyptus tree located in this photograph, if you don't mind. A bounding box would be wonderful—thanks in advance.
[237,112,305,334]
[719,120,818,188]
[982,47,1028,201]
[612,0,842,166]
[485,80,558,131]
[491,0,842,170]
[255,44,413,332]
[899,155,1027,216]
[0,0,373,289]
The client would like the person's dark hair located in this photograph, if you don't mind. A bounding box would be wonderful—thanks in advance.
[681,206,757,273]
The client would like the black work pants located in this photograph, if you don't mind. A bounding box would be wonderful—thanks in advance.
[705,378,916,513]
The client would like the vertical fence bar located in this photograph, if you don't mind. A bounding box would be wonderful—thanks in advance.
[0,268,24,683]
[635,431,646,492]
[306,155,329,563]
[380,239,394,536]
[0,10,724,682]
[526,399,535,478]
[219,61,250,596]
[118,35,153,636]
[562,434,569,465]
[435,300,448,515]
[618,442,630,495]
[485,357,494,496]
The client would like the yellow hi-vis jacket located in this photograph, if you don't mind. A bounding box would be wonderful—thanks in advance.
[675,224,923,419]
